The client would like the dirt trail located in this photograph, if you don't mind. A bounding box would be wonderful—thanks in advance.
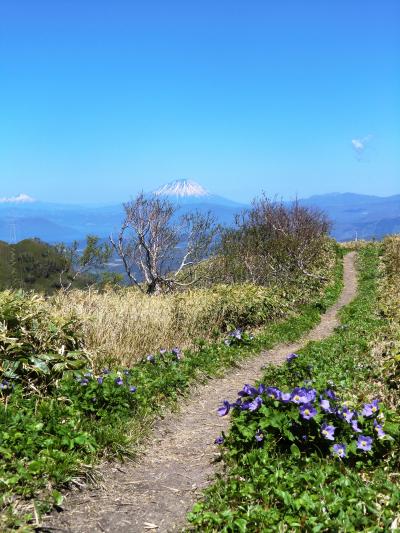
[44,252,358,533]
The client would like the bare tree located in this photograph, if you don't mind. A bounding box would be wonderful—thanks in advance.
[110,193,218,294]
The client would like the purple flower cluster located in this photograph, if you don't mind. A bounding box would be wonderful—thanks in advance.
[145,347,183,364]
[224,328,254,347]
[216,375,386,457]
[76,368,137,394]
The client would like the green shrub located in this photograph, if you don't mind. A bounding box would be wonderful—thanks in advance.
[0,290,88,392]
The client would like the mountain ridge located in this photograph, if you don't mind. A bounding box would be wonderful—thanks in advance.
[0,180,399,242]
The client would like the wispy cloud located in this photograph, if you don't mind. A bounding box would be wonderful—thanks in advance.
[351,134,373,160]
[0,193,35,204]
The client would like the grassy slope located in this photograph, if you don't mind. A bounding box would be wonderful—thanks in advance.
[188,245,400,532]
[0,252,343,530]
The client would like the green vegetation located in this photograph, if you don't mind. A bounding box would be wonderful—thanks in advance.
[0,239,67,293]
[0,246,342,530]
[376,235,400,404]
[0,239,101,293]
[188,245,400,532]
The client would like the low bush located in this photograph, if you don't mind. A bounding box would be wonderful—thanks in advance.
[0,290,88,392]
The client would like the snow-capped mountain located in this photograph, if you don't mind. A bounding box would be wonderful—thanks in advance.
[152,179,244,209]
[0,193,35,204]
[154,179,210,198]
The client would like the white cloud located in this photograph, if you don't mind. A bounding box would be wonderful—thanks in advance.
[351,134,373,159]
[0,193,35,204]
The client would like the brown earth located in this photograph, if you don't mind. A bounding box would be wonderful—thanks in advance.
[43,252,358,533]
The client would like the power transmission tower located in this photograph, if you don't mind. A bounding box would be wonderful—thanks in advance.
[9,220,17,244]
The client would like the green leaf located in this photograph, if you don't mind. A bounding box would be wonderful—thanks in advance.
[290,443,301,458]
[234,518,248,532]
[52,490,64,506]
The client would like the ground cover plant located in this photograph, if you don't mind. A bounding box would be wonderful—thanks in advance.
[188,244,400,532]
[0,247,342,530]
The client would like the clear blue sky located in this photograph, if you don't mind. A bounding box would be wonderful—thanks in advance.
[0,0,399,204]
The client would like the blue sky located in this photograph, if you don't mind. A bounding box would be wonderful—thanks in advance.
[0,0,399,204]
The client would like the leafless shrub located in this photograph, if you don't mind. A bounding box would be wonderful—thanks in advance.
[218,195,331,286]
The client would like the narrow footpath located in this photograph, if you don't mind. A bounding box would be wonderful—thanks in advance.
[44,252,358,533]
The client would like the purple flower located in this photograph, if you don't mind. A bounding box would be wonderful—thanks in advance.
[240,401,252,411]
[299,403,317,420]
[217,400,231,417]
[159,348,167,355]
[362,399,379,417]
[266,387,281,400]
[324,389,337,400]
[320,398,332,413]
[238,384,258,397]
[340,407,354,423]
[97,377,103,385]
[129,386,137,393]
[214,435,224,445]
[171,347,182,359]
[80,378,89,386]
[101,368,111,375]
[115,377,123,386]
[351,419,362,433]
[357,435,373,452]
[291,387,309,404]
[287,352,299,362]
[281,392,291,403]
[321,423,336,441]
[84,372,92,378]
[257,384,266,394]
[146,354,156,363]
[332,443,346,457]
[229,328,243,340]
[373,420,386,438]
[255,429,264,442]
[305,388,317,403]
[248,396,263,411]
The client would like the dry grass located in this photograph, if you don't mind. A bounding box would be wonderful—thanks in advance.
[49,284,295,367]
[340,239,371,250]
[48,244,337,368]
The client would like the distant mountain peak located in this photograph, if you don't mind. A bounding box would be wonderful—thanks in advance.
[0,193,35,204]
[154,179,210,198]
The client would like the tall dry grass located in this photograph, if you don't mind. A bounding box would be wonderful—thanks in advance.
[48,242,337,367]
[49,284,295,367]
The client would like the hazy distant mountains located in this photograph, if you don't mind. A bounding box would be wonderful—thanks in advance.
[0,180,399,243]
[299,193,400,241]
